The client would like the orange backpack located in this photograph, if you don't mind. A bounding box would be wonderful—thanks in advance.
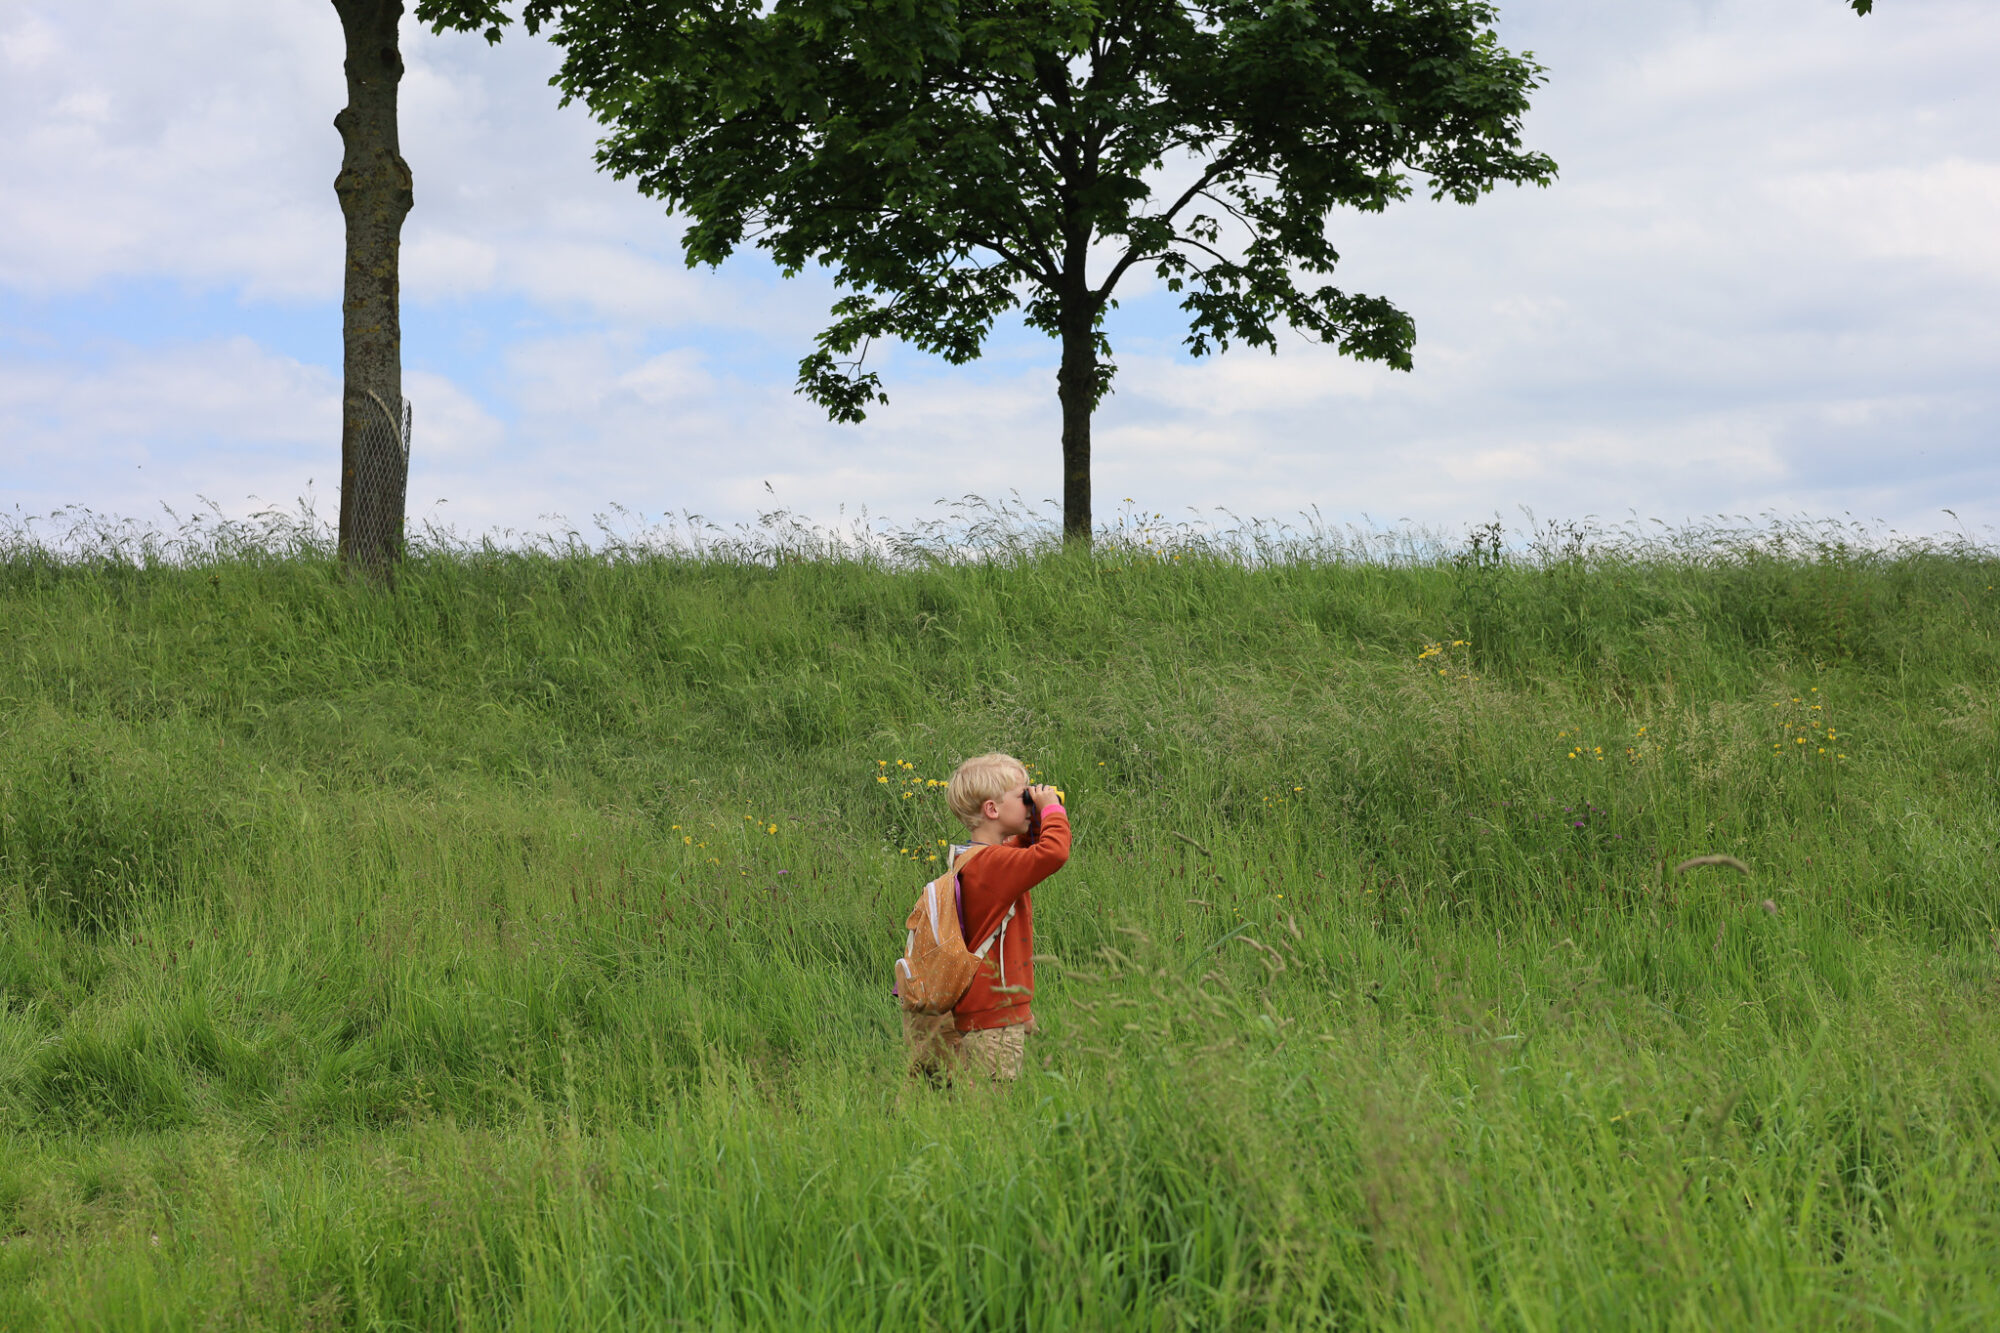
[894,844,1017,1014]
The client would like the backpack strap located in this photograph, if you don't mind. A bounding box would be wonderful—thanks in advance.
[949,843,987,928]
[952,841,1017,982]
[968,901,1016,960]
[970,902,1018,990]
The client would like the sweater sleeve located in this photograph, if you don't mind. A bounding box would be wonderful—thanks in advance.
[1017,804,1071,885]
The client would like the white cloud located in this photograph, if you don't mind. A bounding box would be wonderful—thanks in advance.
[1772,159,2000,279]
[1,13,59,69]
[0,2,344,296]
[403,370,504,461]
[403,229,501,300]
[0,337,337,515]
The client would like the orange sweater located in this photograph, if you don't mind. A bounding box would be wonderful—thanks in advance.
[951,804,1071,1032]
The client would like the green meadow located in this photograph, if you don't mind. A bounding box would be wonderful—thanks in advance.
[1,507,1997,1329]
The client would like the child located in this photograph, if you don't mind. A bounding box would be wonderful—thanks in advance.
[937,752,1070,1082]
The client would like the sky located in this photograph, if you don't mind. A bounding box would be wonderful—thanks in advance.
[2,0,1996,545]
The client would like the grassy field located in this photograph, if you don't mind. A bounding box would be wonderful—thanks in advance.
[1,507,1997,1329]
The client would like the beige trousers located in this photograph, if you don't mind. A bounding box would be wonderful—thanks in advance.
[902,1013,1031,1083]
[955,1024,1028,1081]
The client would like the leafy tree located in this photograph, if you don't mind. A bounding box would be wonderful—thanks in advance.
[424,0,1554,541]
[334,0,414,575]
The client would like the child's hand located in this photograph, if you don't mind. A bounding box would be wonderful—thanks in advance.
[1028,783,1061,810]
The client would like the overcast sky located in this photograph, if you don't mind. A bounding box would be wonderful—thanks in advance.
[3,0,1995,545]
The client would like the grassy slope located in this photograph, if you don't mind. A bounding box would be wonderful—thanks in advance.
[1,529,1997,1329]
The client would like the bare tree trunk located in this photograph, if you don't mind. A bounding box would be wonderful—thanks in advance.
[333,0,412,578]
[1056,308,1095,547]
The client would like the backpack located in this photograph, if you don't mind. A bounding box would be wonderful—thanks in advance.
[894,843,1019,1015]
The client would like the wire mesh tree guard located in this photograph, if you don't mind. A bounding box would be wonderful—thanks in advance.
[340,389,411,573]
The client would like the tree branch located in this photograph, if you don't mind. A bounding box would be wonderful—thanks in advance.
[1151,145,1244,227]
[1093,148,1245,300]
[1195,187,1255,232]
[966,232,1058,290]
[1170,235,1235,269]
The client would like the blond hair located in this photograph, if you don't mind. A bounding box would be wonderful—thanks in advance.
[947,752,1028,830]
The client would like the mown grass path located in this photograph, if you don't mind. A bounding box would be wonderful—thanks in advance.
[2,523,1997,1327]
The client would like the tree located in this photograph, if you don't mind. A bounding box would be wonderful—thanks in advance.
[424,0,1554,542]
[334,0,415,576]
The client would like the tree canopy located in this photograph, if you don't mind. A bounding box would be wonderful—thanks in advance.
[424,0,1555,539]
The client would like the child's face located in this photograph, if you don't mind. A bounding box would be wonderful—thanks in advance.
[984,770,1033,835]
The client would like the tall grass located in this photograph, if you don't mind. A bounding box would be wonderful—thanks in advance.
[1,503,1997,1328]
